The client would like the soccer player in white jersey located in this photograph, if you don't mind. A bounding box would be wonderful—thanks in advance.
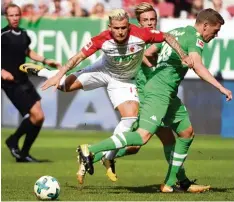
[20,8,193,184]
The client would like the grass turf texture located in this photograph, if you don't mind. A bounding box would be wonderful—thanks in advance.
[1,128,234,201]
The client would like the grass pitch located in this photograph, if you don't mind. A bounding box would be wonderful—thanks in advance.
[1,128,234,201]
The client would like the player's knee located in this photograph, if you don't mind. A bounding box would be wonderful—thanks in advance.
[30,106,44,124]
[178,126,194,139]
[113,117,137,135]
[157,127,176,145]
[30,111,44,125]
[126,146,141,154]
[117,101,139,117]
[29,102,44,125]
[62,75,82,92]
[137,128,153,144]
[121,117,137,129]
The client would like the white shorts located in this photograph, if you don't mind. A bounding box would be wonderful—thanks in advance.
[72,59,139,109]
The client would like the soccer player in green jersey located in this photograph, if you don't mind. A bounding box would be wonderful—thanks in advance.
[77,8,232,192]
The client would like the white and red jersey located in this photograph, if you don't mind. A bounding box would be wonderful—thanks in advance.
[81,24,164,80]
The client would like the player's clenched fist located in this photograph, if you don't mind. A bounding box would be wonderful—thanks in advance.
[219,86,233,101]
[1,69,14,81]
[181,55,194,69]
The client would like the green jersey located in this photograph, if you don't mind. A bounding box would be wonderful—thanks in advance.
[147,25,204,99]
[136,44,155,83]
[136,44,155,106]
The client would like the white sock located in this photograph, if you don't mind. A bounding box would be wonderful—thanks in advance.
[38,69,66,86]
[105,117,137,160]
[38,69,59,79]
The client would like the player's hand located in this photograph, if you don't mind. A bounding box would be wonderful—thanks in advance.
[1,69,14,81]
[45,59,62,70]
[219,86,232,101]
[182,55,194,69]
[41,75,61,91]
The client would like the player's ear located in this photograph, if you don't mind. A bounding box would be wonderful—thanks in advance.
[203,22,209,31]
[108,24,111,31]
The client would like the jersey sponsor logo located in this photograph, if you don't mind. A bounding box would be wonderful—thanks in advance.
[196,39,204,49]
[113,55,134,62]
[169,30,185,36]
[150,115,157,121]
[84,40,93,50]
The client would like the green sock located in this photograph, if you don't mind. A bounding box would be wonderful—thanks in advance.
[177,166,187,182]
[163,144,174,163]
[165,137,194,186]
[115,148,127,158]
[92,152,105,163]
[163,144,188,181]
[89,131,144,154]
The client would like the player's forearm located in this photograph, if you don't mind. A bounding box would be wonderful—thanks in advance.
[193,63,223,90]
[163,33,186,59]
[63,51,86,72]
[27,49,45,63]
[142,55,153,68]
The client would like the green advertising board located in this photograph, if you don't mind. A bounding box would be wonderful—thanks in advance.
[1,17,234,79]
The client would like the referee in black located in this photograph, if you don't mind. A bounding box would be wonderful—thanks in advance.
[1,3,61,162]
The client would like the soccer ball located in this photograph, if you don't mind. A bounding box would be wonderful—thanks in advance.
[34,176,60,200]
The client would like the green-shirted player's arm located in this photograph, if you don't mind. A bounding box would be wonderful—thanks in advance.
[163,33,195,68]
[190,52,232,101]
[142,55,153,68]
[187,35,232,101]
[144,44,161,57]
[143,44,161,67]
[163,33,186,59]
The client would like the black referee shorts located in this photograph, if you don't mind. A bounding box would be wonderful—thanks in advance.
[2,80,41,117]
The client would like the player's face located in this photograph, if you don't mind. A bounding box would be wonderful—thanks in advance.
[202,23,221,43]
[6,7,21,28]
[109,18,130,44]
[138,11,157,29]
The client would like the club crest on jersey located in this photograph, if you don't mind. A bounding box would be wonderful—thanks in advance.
[130,46,135,52]
[196,39,204,49]
[84,40,93,50]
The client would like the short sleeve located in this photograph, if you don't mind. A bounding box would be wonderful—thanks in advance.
[26,33,31,47]
[143,28,164,43]
[186,34,204,56]
[81,31,108,57]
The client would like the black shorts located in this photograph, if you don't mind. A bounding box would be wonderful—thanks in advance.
[2,80,41,117]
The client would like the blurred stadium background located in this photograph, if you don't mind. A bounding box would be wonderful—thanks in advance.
[1,0,234,200]
[1,0,234,136]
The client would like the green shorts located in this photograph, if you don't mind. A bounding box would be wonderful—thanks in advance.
[139,95,191,135]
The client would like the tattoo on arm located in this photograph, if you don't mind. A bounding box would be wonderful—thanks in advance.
[63,52,86,71]
[163,33,186,59]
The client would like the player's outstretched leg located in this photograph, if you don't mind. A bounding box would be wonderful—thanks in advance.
[101,117,138,182]
[76,144,94,175]
[76,130,145,183]
[19,63,44,75]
